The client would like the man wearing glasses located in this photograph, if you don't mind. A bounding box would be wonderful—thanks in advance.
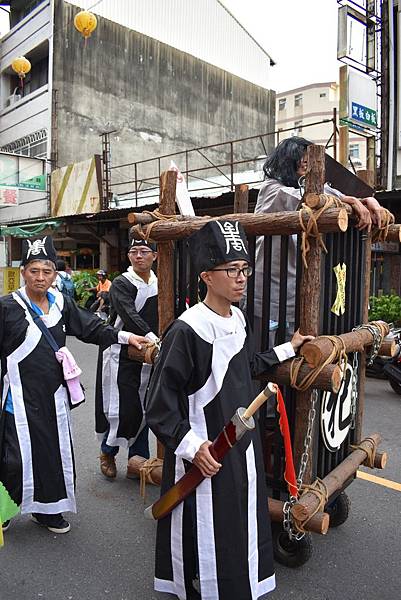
[146,220,311,600]
[96,239,158,479]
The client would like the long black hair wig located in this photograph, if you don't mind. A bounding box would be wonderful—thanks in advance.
[263,136,312,188]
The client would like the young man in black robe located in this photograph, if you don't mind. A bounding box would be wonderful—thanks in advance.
[146,220,313,600]
[96,239,158,479]
[0,236,146,534]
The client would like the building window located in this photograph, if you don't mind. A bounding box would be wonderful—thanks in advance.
[294,93,303,107]
[294,120,302,135]
[349,144,360,159]
[1,129,48,159]
[278,98,286,111]
[10,0,45,28]
[320,92,327,98]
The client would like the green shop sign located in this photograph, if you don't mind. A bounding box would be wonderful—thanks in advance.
[351,102,377,128]
[0,174,46,191]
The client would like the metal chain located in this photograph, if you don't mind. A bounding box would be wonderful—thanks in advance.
[282,325,380,540]
[353,324,382,366]
[298,175,306,199]
[297,388,318,489]
[350,353,359,430]
[282,388,319,541]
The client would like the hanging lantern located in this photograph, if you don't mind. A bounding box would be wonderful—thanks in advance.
[11,56,31,88]
[74,10,97,43]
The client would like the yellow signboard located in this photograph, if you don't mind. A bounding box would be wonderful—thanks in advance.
[51,155,103,218]
[0,268,20,296]
[331,263,347,316]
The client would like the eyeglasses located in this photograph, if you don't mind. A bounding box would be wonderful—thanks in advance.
[211,266,253,278]
[129,249,154,256]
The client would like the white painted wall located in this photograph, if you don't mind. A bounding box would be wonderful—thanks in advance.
[0,1,52,155]
[0,85,49,146]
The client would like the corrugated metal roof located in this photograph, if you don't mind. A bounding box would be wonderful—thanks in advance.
[65,0,273,89]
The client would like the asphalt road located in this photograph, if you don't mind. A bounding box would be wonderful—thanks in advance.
[1,338,400,600]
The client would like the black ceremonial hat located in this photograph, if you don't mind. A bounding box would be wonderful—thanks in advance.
[188,220,249,275]
[129,238,156,252]
[21,235,57,267]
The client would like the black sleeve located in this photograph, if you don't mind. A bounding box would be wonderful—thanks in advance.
[146,322,195,452]
[62,296,119,347]
[245,316,281,377]
[250,349,281,377]
[110,276,154,336]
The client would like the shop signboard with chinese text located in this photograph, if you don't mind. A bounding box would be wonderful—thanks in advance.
[0,188,19,206]
[339,67,377,132]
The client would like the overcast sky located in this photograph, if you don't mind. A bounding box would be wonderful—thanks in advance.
[0,0,341,92]
[222,0,340,92]
[0,6,9,37]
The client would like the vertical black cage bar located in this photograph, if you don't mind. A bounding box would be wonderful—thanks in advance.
[261,235,272,352]
[277,236,289,344]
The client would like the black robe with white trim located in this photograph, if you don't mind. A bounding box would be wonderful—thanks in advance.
[95,268,158,447]
[146,303,294,600]
[0,287,120,515]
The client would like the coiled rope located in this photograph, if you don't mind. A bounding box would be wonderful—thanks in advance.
[290,335,347,392]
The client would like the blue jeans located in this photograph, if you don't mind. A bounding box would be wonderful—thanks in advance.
[101,425,150,459]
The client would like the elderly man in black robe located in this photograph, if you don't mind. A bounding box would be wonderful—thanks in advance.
[0,236,145,534]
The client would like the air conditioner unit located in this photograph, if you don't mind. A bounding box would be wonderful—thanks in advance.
[6,94,21,107]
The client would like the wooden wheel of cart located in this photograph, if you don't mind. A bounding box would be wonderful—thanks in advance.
[326,491,351,528]
[271,523,312,568]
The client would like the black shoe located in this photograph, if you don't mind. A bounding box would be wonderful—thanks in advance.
[31,513,71,534]
[2,520,10,532]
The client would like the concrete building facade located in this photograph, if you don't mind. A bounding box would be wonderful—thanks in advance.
[53,0,275,172]
[276,81,367,170]
[0,0,275,171]
[0,0,275,271]
[64,0,274,90]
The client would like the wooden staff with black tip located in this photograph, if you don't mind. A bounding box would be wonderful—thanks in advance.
[144,383,276,521]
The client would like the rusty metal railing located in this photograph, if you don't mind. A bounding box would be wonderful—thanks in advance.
[107,118,338,206]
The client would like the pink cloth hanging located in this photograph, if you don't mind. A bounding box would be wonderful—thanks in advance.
[55,346,85,405]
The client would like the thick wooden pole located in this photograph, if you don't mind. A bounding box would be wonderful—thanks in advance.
[339,124,349,168]
[294,144,326,484]
[300,322,391,368]
[258,362,343,393]
[383,224,401,242]
[157,171,177,335]
[292,433,384,521]
[234,184,249,213]
[379,339,398,357]
[303,199,401,244]
[268,498,329,535]
[128,345,343,393]
[156,170,177,459]
[129,208,348,240]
